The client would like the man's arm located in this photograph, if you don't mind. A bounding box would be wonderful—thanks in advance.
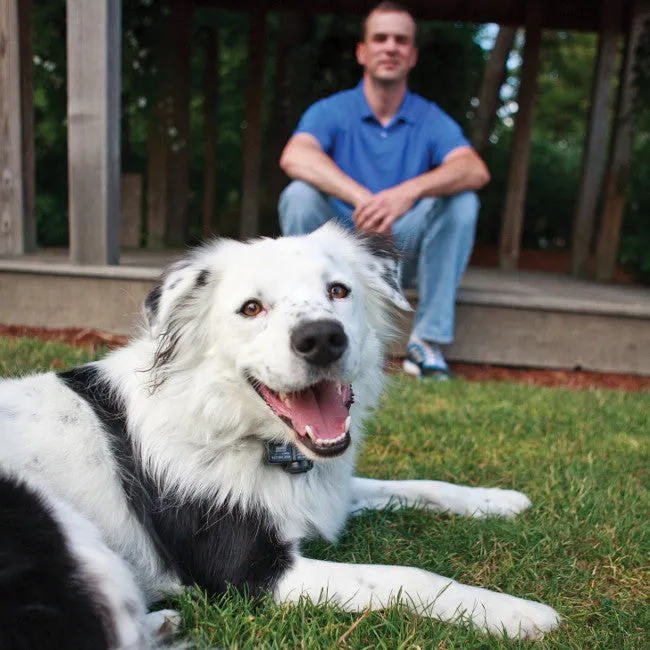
[280,133,372,208]
[402,146,490,200]
[354,147,490,233]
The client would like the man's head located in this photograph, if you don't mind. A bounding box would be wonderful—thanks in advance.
[357,2,418,85]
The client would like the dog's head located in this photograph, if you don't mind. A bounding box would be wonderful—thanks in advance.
[142,223,410,460]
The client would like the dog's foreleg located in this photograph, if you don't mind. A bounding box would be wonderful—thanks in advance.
[349,477,531,518]
[274,556,559,640]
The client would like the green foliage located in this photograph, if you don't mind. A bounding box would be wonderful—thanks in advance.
[624,20,650,284]
[478,130,584,249]
[32,0,68,247]
[535,31,600,147]
[620,135,650,284]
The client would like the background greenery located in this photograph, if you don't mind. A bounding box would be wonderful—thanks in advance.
[1,336,648,648]
[30,3,650,283]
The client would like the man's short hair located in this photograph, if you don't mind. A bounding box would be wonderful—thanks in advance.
[361,2,417,42]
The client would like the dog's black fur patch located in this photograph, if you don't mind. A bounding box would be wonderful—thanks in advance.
[0,474,114,650]
[195,269,210,287]
[144,284,162,321]
[59,365,294,597]
[355,231,401,261]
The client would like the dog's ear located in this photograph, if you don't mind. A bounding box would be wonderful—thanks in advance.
[354,232,412,312]
[144,258,212,338]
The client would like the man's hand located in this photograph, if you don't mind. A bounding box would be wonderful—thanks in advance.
[353,184,418,233]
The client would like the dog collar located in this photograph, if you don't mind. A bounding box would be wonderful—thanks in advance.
[266,442,313,474]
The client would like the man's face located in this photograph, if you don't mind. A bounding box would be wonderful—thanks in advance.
[356,10,418,84]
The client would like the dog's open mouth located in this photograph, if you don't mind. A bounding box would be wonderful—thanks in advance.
[253,380,354,458]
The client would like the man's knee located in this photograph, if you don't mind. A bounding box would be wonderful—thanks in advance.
[279,180,324,215]
[446,191,479,232]
[279,181,329,235]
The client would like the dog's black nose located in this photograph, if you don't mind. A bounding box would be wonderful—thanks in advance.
[291,320,348,367]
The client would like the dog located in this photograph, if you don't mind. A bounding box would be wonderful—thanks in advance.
[0,224,560,647]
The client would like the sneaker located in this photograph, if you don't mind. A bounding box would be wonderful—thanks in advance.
[402,335,451,380]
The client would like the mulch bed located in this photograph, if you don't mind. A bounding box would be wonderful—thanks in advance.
[469,245,634,283]
[3,324,649,393]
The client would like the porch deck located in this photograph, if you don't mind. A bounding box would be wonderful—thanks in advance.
[1,249,649,375]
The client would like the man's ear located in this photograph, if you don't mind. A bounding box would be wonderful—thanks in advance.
[356,41,367,66]
[353,231,412,312]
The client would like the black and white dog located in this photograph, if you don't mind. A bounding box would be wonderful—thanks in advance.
[0,224,560,648]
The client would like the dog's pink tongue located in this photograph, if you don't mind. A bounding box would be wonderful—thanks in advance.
[291,381,348,441]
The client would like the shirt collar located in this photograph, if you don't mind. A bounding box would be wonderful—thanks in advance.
[354,80,415,125]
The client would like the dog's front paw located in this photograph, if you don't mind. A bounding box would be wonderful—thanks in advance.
[145,609,181,640]
[475,593,561,640]
[466,487,532,519]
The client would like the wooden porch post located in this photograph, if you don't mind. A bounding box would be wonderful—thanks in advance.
[472,26,516,157]
[0,0,25,256]
[498,3,541,272]
[239,7,267,240]
[66,0,121,265]
[570,1,620,278]
[595,0,650,280]
[266,12,311,217]
[19,0,36,252]
[146,0,173,250]
[202,26,220,238]
[165,0,192,248]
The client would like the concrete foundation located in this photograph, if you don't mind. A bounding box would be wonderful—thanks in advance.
[1,256,649,376]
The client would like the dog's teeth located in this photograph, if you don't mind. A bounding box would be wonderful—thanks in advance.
[344,416,351,433]
[312,430,348,447]
[279,393,292,407]
[304,425,314,439]
[336,384,343,395]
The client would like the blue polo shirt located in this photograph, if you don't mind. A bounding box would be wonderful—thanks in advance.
[295,81,471,222]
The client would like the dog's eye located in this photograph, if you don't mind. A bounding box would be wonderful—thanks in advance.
[328,283,350,300]
[239,300,264,317]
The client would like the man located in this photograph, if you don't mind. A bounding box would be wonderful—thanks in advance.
[278,1,490,379]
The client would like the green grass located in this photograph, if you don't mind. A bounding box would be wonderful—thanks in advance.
[1,336,648,649]
[0,336,105,375]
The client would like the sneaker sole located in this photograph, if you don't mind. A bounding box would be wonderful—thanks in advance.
[403,358,451,381]
[402,358,422,377]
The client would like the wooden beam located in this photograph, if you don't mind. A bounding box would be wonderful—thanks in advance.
[472,25,516,157]
[146,104,171,250]
[498,4,542,272]
[195,0,626,33]
[570,0,620,278]
[19,0,36,252]
[165,0,192,247]
[146,0,173,250]
[265,12,309,220]
[120,173,143,248]
[0,0,25,256]
[66,0,121,265]
[595,0,650,280]
[239,7,267,239]
[202,26,219,238]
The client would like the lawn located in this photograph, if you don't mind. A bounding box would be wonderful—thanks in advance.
[1,336,648,649]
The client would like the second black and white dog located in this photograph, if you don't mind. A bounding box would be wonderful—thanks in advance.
[0,224,560,648]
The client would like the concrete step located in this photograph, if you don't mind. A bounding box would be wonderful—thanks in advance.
[1,258,649,375]
[397,268,650,375]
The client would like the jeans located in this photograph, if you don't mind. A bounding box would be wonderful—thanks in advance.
[278,180,478,344]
